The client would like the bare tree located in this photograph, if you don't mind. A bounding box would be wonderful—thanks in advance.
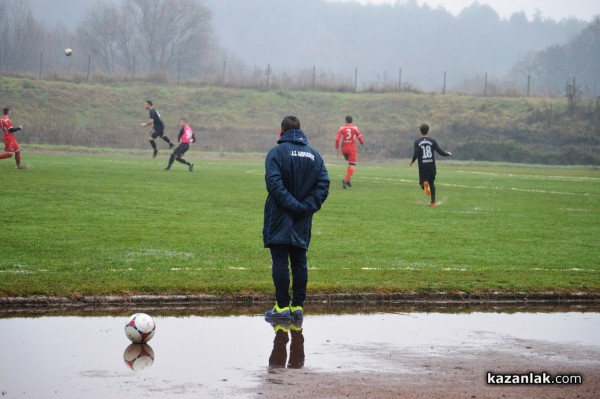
[41,24,80,76]
[0,0,44,73]
[565,79,582,116]
[126,0,213,77]
[77,2,122,74]
[75,0,213,79]
[113,6,138,76]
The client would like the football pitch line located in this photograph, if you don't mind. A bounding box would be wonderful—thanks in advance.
[370,176,596,197]
[441,182,594,197]
[454,170,600,182]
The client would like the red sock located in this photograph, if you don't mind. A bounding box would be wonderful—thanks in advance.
[15,152,21,167]
[345,165,355,181]
[0,153,13,159]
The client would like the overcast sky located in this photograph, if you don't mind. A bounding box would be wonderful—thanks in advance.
[327,0,600,21]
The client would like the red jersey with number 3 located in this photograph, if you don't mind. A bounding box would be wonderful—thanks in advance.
[336,123,364,152]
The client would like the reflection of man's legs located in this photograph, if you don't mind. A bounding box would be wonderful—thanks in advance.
[288,328,305,369]
[289,246,308,309]
[268,329,289,368]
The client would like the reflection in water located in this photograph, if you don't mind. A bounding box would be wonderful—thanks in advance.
[0,312,599,399]
[266,319,305,369]
[123,343,155,372]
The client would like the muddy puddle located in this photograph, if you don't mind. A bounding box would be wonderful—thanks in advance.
[1,310,599,398]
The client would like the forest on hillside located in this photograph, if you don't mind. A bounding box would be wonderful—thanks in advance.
[1,0,599,96]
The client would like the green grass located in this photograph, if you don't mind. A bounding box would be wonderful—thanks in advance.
[0,151,598,297]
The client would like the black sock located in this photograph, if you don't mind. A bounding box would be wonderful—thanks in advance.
[176,157,190,166]
[430,182,436,203]
[167,155,175,168]
[162,136,172,144]
[150,140,157,150]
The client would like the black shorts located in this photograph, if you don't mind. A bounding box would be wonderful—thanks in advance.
[419,166,436,185]
[150,129,164,139]
[173,143,190,157]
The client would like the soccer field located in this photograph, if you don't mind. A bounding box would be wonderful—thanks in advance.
[0,152,598,297]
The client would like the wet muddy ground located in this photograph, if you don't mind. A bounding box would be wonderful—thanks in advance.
[1,309,599,398]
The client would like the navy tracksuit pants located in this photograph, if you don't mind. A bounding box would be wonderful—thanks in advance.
[270,244,308,309]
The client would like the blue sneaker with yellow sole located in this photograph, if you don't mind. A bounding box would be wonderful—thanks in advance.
[265,304,291,320]
[290,305,303,320]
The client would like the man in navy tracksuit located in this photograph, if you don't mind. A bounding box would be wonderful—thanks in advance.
[263,116,330,320]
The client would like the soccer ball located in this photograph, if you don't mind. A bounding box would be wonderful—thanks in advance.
[123,343,155,372]
[124,313,156,343]
[64,48,73,56]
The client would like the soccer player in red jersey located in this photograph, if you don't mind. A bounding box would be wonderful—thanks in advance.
[0,107,26,169]
[410,123,452,206]
[335,115,364,189]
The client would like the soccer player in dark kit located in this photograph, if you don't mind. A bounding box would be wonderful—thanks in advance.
[139,100,174,157]
[410,123,452,207]
[164,117,196,171]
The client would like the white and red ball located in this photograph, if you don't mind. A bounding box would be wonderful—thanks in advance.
[124,313,156,343]
[123,343,155,372]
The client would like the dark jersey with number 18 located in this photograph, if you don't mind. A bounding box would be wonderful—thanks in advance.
[411,136,451,173]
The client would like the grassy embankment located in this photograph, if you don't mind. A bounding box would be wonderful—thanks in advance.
[1,75,598,164]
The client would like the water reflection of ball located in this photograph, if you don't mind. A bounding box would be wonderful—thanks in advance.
[123,344,155,372]
[124,313,156,343]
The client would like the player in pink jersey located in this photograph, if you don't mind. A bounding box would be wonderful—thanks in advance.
[165,117,196,171]
[335,115,364,189]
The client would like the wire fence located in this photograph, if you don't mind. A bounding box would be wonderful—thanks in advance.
[5,53,599,165]
[14,51,597,99]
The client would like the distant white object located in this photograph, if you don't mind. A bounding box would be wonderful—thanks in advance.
[124,313,156,343]
[64,48,73,56]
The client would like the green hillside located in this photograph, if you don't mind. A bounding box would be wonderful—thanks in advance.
[1,76,598,164]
